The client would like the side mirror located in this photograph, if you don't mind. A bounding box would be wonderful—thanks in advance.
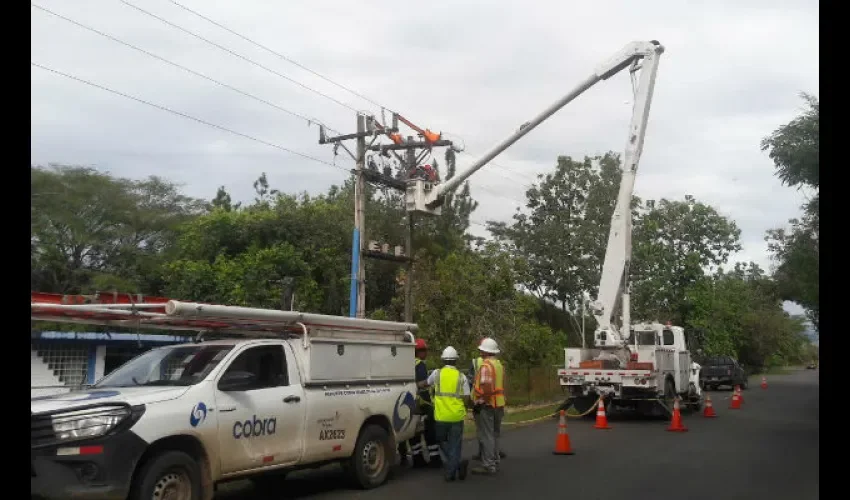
[218,371,257,391]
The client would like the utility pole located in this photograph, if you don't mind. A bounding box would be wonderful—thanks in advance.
[354,115,367,318]
[321,112,454,321]
[319,113,387,318]
[403,144,417,323]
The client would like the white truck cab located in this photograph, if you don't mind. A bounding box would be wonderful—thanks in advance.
[30,295,422,500]
[559,322,702,416]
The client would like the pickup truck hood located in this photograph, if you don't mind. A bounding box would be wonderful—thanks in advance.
[31,386,190,414]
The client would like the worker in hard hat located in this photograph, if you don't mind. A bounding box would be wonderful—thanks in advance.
[470,337,506,476]
[469,338,507,462]
[426,346,470,482]
[407,338,441,466]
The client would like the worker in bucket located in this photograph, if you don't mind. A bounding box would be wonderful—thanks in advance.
[427,346,470,482]
[470,337,506,476]
[409,339,441,465]
[469,337,507,461]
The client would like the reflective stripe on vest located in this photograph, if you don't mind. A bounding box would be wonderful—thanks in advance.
[433,366,466,422]
[473,358,506,408]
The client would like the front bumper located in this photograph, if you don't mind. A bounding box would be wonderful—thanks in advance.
[31,429,149,500]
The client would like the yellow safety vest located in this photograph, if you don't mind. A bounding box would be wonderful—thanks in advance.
[472,356,483,373]
[433,366,467,423]
[474,358,506,408]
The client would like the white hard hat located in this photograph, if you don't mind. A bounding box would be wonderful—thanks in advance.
[478,337,500,354]
[441,346,459,360]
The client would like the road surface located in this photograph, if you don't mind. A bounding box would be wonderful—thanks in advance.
[217,368,819,500]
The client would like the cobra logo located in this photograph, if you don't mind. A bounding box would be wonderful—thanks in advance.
[189,402,207,427]
[392,391,415,433]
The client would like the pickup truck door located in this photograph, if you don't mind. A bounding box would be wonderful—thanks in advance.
[214,344,306,474]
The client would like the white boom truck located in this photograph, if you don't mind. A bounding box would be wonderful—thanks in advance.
[30,292,423,500]
[401,40,701,417]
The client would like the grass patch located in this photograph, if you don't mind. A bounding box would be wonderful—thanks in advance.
[462,403,561,439]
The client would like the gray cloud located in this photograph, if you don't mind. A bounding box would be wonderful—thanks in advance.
[31,0,818,284]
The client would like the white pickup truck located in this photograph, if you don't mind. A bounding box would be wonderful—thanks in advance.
[30,297,422,500]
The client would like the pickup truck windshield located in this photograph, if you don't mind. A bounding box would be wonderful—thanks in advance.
[94,344,235,388]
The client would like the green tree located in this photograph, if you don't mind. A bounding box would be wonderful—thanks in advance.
[761,93,819,330]
[489,153,625,314]
[632,196,742,324]
[684,262,809,370]
[31,164,204,294]
[410,242,561,368]
[164,175,353,314]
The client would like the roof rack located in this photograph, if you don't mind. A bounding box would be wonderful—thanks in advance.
[31,292,418,344]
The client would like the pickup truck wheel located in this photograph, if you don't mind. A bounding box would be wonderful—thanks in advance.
[741,379,748,390]
[130,450,201,500]
[349,425,391,489]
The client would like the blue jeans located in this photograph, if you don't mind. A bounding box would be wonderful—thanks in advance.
[435,421,464,479]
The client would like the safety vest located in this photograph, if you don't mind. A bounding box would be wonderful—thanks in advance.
[472,356,483,373]
[414,359,432,406]
[432,366,467,423]
[474,358,506,408]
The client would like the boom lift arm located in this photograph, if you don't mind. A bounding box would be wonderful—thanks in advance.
[404,40,664,353]
[405,40,664,217]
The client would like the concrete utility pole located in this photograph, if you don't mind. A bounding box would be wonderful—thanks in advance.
[319,113,381,318]
[403,144,417,324]
[353,115,367,318]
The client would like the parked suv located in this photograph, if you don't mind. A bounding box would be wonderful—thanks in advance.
[699,355,748,390]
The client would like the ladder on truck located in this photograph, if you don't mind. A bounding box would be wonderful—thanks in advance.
[31,291,419,346]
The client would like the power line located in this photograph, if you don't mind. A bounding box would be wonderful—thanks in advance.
[116,0,361,114]
[159,0,537,187]
[168,0,387,113]
[31,3,342,135]
[31,62,350,173]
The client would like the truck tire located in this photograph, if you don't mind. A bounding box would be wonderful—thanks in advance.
[741,379,748,390]
[348,424,392,489]
[130,450,202,500]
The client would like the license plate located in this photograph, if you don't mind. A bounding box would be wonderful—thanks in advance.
[711,377,719,381]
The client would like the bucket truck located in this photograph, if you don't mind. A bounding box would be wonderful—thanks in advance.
[403,40,702,417]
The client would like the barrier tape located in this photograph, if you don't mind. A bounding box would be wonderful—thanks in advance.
[503,395,604,426]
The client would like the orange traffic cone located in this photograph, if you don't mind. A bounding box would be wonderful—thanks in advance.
[593,399,611,430]
[734,384,745,404]
[666,398,688,432]
[761,376,768,390]
[729,388,742,409]
[552,410,575,455]
[703,393,717,418]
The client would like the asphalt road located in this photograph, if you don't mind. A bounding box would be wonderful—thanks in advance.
[217,368,819,500]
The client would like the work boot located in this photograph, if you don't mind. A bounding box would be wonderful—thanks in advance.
[500,451,507,459]
[470,466,497,476]
[458,460,469,481]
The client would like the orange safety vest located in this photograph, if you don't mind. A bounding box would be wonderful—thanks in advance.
[473,358,506,408]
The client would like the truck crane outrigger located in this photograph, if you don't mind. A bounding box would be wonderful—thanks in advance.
[404,40,702,417]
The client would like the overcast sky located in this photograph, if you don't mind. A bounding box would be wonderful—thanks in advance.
[31,0,818,315]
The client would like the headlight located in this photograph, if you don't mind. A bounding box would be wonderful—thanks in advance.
[51,405,130,441]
